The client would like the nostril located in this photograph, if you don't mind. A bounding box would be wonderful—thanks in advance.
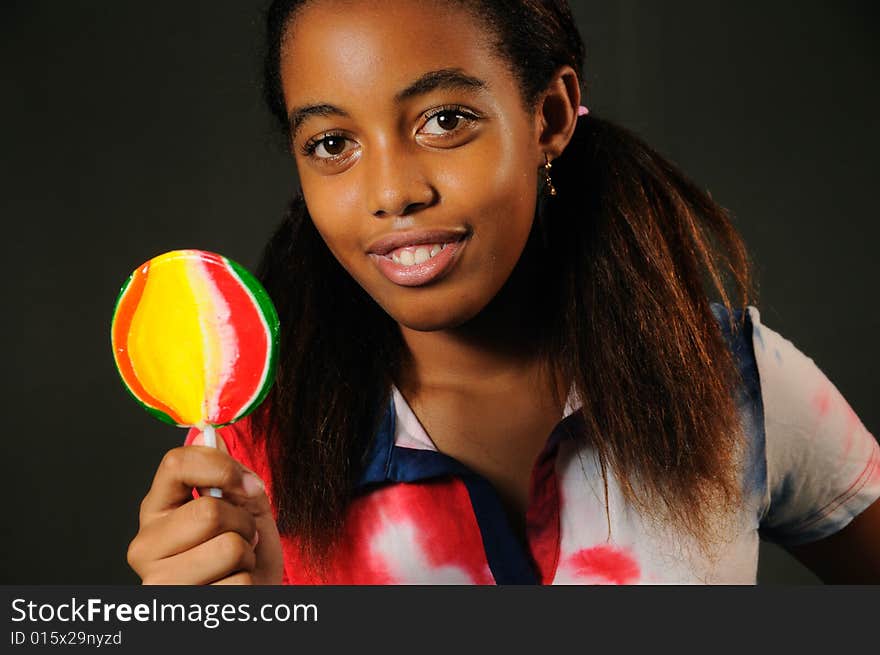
[401,202,427,216]
[370,183,437,218]
[373,202,425,219]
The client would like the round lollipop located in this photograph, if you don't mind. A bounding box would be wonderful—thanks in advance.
[111,249,280,497]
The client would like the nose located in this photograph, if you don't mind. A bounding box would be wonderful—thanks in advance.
[364,143,437,218]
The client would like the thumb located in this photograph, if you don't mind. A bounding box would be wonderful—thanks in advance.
[190,430,231,499]
[245,482,285,585]
[191,430,284,582]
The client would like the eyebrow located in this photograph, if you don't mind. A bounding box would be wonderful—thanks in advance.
[287,68,488,138]
[288,104,350,139]
[394,68,488,102]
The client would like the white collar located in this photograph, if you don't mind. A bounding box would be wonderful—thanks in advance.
[390,384,582,451]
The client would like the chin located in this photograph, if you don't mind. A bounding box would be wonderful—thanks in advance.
[382,295,485,332]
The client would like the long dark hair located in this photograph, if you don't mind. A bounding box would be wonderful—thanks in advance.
[254,0,755,573]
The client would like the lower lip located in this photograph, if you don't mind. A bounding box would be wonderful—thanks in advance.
[369,237,468,287]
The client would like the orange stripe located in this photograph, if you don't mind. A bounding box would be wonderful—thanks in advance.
[112,263,181,422]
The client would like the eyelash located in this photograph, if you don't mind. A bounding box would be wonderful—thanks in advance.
[421,105,480,135]
[299,104,481,162]
[300,131,348,159]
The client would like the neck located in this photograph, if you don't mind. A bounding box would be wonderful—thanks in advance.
[395,231,565,402]
[397,312,542,394]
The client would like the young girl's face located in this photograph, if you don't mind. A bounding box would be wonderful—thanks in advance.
[280,0,545,331]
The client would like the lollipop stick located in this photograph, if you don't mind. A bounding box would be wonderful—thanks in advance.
[201,425,223,498]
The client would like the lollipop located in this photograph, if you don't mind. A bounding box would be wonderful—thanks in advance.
[111,249,279,497]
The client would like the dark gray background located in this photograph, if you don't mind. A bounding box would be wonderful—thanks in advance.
[1,1,876,584]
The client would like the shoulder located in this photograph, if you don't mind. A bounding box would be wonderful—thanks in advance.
[708,301,761,394]
[731,306,880,546]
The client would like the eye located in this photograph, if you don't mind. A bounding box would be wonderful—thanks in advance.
[420,107,479,136]
[302,132,357,160]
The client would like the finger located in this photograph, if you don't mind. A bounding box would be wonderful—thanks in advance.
[141,531,257,585]
[187,472,283,585]
[129,496,257,566]
[190,431,230,497]
[140,447,265,521]
[247,487,285,585]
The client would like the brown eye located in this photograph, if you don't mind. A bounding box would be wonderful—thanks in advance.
[435,111,460,131]
[420,107,479,137]
[308,133,355,160]
[320,136,346,155]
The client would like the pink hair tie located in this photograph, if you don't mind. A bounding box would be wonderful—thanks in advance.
[578,105,590,116]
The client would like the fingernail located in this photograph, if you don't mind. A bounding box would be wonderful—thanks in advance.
[242,471,265,497]
[250,530,260,548]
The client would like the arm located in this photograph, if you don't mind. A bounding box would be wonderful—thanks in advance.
[748,307,880,582]
[787,496,880,584]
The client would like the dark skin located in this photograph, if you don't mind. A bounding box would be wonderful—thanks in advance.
[127,433,284,584]
[282,0,582,541]
[127,0,879,584]
[281,0,579,540]
[787,498,880,583]
[127,0,575,585]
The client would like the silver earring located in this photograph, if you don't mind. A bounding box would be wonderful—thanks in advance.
[543,153,557,197]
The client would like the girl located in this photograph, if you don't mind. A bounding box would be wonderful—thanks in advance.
[126,0,880,584]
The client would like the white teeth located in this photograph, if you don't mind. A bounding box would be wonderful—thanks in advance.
[389,242,451,267]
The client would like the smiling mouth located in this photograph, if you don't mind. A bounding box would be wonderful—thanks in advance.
[368,233,469,287]
[366,228,469,256]
[387,242,450,266]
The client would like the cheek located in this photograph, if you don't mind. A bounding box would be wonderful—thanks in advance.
[456,137,538,257]
[302,173,360,225]
[438,130,537,220]
[301,178,363,262]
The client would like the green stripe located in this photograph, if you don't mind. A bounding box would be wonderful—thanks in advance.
[222,257,280,425]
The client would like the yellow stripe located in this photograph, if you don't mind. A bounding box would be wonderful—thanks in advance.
[127,251,207,425]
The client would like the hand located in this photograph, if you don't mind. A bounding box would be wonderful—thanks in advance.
[127,435,284,585]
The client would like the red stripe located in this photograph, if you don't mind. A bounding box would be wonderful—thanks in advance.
[526,442,562,584]
[112,264,181,422]
[201,252,269,424]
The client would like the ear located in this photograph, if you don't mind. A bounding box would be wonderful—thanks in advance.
[533,65,581,164]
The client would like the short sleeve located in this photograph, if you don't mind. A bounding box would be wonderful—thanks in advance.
[750,306,880,546]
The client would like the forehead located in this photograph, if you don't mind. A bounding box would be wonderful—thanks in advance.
[280,0,509,108]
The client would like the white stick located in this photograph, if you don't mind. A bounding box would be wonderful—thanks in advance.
[202,424,223,498]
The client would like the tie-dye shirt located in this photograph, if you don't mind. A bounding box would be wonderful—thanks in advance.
[187,304,880,584]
